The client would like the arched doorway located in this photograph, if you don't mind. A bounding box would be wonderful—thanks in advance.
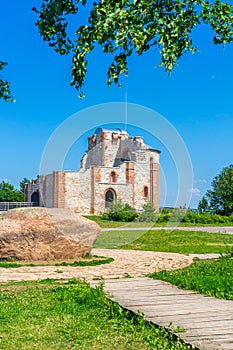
[31,191,39,206]
[105,188,116,208]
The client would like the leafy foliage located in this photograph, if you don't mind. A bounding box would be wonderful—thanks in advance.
[90,208,233,226]
[206,164,233,215]
[102,199,138,222]
[0,181,24,202]
[181,209,232,224]
[198,196,209,213]
[0,61,14,102]
[151,208,233,224]
[34,0,233,97]
[138,200,158,222]
[149,255,233,300]
[19,177,30,194]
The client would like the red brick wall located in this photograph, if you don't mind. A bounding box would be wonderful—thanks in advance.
[150,159,159,211]
[53,171,66,208]
[24,183,28,202]
[90,167,96,214]
[126,162,135,207]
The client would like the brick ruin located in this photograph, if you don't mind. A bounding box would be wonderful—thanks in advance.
[25,128,160,214]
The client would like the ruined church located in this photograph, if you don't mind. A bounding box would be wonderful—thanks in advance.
[25,128,160,214]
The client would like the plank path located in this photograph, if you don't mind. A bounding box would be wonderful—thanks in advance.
[91,277,233,350]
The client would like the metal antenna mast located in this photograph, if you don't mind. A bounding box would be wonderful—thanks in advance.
[124,91,128,131]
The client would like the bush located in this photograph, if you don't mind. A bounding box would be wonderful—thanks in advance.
[167,208,186,222]
[229,213,233,223]
[138,201,158,222]
[102,200,138,222]
[181,210,232,224]
[153,209,233,225]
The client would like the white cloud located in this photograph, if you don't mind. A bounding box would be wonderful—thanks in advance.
[194,179,207,184]
[189,188,201,196]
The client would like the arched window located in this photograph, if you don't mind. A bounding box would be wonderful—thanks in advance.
[143,186,149,198]
[110,171,118,183]
[105,188,116,208]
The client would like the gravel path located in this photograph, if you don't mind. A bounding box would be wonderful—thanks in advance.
[0,249,193,283]
[0,226,229,284]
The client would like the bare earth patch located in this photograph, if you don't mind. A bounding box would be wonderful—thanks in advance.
[0,249,193,283]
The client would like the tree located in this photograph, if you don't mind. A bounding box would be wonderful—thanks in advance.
[102,199,138,221]
[206,164,233,215]
[198,196,209,213]
[19,177,30,194]
[32,0,233,97]
[138,200,158,222]
[0,181,24,202]
[1,1,233,101]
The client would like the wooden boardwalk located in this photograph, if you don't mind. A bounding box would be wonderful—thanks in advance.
[91,277,233,350]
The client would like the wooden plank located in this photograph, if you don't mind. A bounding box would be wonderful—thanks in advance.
[146,318,233,332]
[92,277,233,350]
[111,302,232,316]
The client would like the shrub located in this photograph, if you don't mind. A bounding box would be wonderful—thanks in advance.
[102,200,138,222]
[167,208,186,222]
[229,213,233,222]
[181,211,232,224]
[138,201,158,222]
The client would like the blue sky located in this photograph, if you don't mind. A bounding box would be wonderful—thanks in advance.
[1,1,233,208]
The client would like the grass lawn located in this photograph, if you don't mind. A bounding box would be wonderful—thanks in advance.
[0,279,191,350]
[86,215,233,228]
[85,216,157,228]
[149,255,233,300]
[0,257,114,269]
[94,229,233,254]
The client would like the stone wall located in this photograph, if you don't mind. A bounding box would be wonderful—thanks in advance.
[43,174,54,207]
[26,128,160,214]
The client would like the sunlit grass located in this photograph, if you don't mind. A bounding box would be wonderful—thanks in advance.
[149,255,233,300]
[94,229,233,254]
[0,279,191,349]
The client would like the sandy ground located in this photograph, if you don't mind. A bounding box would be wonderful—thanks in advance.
[0,249,193,283]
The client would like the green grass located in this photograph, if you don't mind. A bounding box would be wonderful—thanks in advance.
[94,229,147,248]
[85,215,233,228]
[94,229,233,254]
[149,255,233,300]
[0,279,192,349]
[0,262,36,268]
[85,215,156,228]
[0,258,114,269]
[55,257,114,267]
